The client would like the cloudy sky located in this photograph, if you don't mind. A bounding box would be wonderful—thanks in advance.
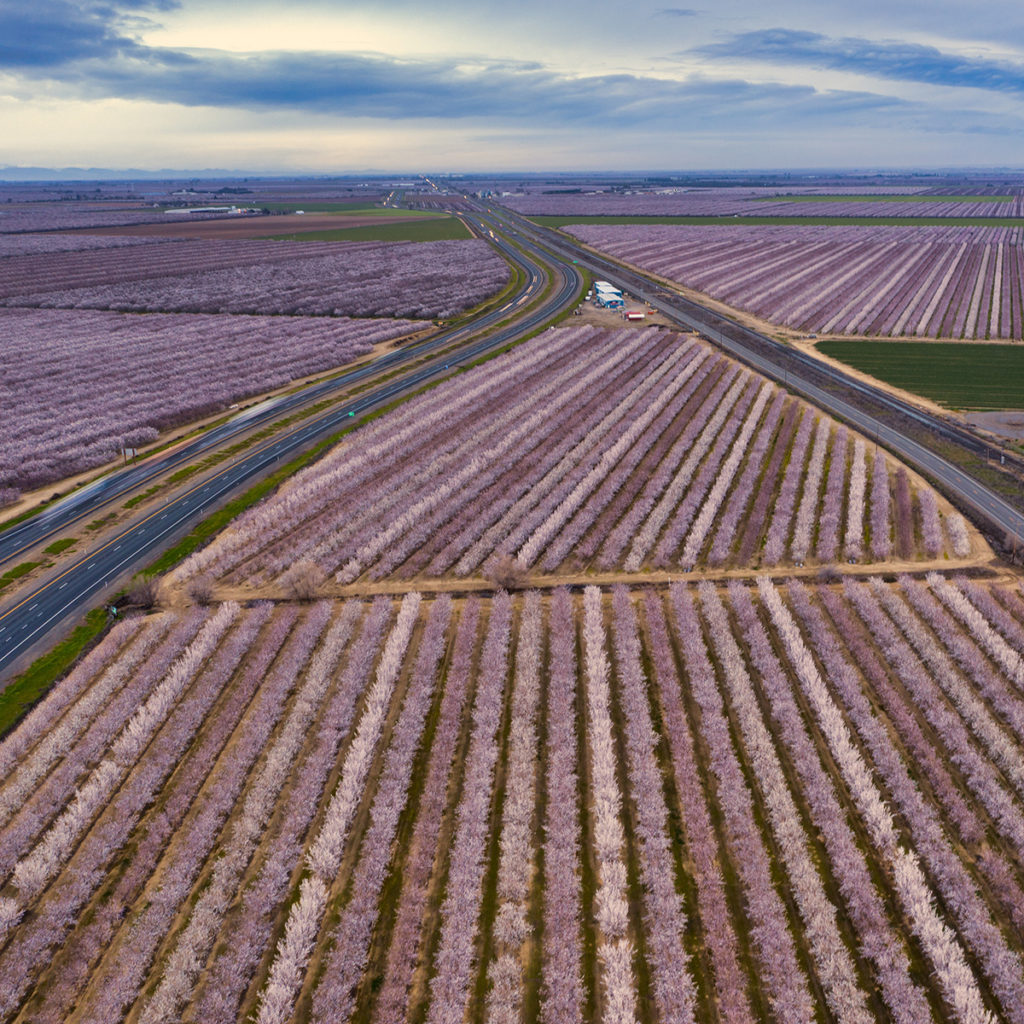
[2,0,1023,172]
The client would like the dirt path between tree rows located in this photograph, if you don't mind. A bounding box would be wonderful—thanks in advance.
[192,550,1015,607]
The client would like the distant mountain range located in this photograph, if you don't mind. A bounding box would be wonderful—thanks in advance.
[0,167,399,182]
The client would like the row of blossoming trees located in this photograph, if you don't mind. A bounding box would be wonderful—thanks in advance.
[569,223,1024,339]
[499,190,1024,218]
[0,309,420,495]
[0,236,511,499]
[2,577,1024,1022]
[0,237,510,318]
[169,326,971,590]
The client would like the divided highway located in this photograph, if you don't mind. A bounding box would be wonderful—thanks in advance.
[0,213,582,679]
[487,202,1024,549]
[7,194,1024,683]
[0,214,543,569]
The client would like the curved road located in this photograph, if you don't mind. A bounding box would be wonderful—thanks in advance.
[489,203,1024,547]
[0,213,542,568]
[10,195,1022,684]
[0,212,582,679]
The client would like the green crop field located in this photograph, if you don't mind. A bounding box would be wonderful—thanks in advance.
[258,202,446,217]
[257,201,381,213]
[266,215,472,242]
[817,340,1024,410]
[534,214,1024,228]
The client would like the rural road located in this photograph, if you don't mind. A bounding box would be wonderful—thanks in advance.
[0,217,542,569]
[0,213,581,679]
[488,202,1024,546]
[6,196,1024,683]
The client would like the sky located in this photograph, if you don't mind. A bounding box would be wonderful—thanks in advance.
[1,0,1023,173]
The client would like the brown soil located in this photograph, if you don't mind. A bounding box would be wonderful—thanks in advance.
[568,301,678,330]
[965,411,1024,439]
[195,548,1004,606]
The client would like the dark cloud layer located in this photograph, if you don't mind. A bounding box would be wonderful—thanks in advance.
[1,2,133,67]
[0,0,179,68]
[1,0,1020,144]
[0,1,903,127]
[23,42,908,128]
[696,28,1024,94]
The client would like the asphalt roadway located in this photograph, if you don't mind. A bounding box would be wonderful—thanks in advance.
[0,213,582,680]
[0,214,541,569]
[490,203,1024,549]
[7,199,1024,683]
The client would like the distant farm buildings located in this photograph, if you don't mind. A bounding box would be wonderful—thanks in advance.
[594,280,625,309]
[163,206,252,216]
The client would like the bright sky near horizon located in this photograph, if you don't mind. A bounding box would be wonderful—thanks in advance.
[2,0,1023,172]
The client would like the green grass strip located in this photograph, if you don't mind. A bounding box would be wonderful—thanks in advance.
[817,340,1024,410]
[123,485,163,510]
[266,216,471,243]
[43,538,77,555]
[0,561,42,594]
[259,202,445,217]
[0,607,108,739]
[255,201,386,213]
[0,496,62,536]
